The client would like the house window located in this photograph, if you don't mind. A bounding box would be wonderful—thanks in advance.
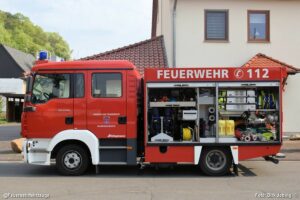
[248,10,270,42]
[205,10,228,41]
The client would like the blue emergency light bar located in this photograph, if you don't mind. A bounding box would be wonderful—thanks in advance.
[39,51,48,60]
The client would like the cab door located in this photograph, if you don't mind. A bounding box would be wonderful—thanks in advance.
[73,72,87,130]
[86,71,127,138]
[26,72,74,138]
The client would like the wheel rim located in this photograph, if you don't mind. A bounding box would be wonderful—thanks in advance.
[205,150,227,171]
[63,150,82,170]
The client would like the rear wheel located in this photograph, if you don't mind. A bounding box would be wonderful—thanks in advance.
[200,147,232,176]
[56,144,90,176]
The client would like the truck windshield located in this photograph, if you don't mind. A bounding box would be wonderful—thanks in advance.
[31,73,70,104]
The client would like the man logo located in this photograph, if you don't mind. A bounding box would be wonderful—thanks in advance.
[234,69,244,79]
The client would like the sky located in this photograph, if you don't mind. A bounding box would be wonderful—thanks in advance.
[0,0,153,59]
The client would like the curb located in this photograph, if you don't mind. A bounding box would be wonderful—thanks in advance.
[0,123,20,127]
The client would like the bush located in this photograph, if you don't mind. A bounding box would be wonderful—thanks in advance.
[0,97,2,110]
[0,112,6,124]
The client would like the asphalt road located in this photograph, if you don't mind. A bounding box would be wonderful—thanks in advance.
[0,125,299,199]
[0,125,21,141]
[0,161,299,200]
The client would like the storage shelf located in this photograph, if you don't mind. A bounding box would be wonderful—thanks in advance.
[219,95,256,98]
[220,103,256,105]
[220,111,245,117]
[219,111,251,116]
[256,109,278,112]
[200,137,238,143]
[220,109,278,115]
[149,101,196,107]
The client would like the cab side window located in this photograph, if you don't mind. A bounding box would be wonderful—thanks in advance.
[32,74,70,104]
[92,73,122,98]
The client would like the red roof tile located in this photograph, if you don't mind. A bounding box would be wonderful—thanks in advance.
[80,36,168,75]
[242,53,300,74]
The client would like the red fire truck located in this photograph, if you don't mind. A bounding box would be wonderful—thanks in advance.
[21,58,286,176]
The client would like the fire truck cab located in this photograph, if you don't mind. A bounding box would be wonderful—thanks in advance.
[22,58,286,176]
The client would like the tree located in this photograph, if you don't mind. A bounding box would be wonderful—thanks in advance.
[0,23,11,44]
[0,10,71,60]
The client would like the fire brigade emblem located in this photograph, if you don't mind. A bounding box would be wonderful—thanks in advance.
[234,69,244,79]
[103,116,110,124]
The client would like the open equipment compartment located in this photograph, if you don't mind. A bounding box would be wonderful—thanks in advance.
[146,81,281,145]
[217,82,281,144]
[146,82,218,144]
[147,86,198,143]
[198,87,217,139]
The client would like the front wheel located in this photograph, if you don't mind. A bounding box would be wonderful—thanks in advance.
[56,144,90,176]
[200,147,232,176]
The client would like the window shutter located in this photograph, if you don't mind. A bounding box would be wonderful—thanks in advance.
[206,11,227,40]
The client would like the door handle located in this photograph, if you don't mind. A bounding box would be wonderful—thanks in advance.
[65,116,74,125]
[118,116,127,124]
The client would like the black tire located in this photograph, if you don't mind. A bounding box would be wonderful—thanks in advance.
[56,144,90,176]
[199,147,232,176]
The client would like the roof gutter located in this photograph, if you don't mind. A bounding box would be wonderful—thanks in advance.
[151,0,158,38]
[172,0,178,67]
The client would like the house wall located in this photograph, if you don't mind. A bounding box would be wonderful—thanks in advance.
[156,0,300,133]
[0,79,25,95]
[156,0,174,65]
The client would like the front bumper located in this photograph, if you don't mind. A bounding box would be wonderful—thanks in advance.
[22,139,51,166]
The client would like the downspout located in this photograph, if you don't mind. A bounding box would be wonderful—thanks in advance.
[172,0,178,67]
